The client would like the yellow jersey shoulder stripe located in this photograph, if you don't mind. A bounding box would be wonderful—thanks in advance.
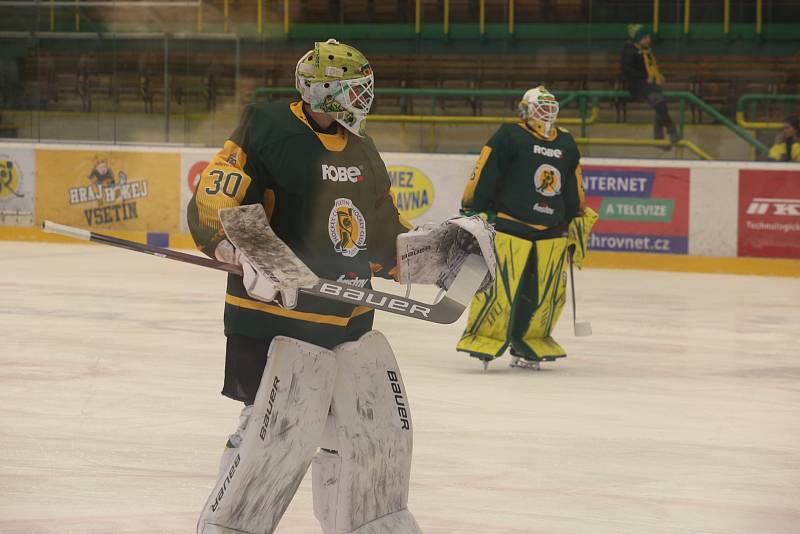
[462,145,493,206]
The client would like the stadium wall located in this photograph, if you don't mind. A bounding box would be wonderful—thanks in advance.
[1,142,798,276]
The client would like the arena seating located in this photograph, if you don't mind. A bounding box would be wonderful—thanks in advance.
[13,43,798,122]
[3,0,797,123]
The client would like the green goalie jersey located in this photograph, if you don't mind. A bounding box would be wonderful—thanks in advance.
[461,123,586,240]
[187,101,410,342]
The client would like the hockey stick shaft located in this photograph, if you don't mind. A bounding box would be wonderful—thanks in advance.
[43,221,243,275]
[567,246,592,336]
[568,247,577,328]
[42,221,479,324]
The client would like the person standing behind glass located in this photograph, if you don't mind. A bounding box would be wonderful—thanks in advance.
[621,24,679,145]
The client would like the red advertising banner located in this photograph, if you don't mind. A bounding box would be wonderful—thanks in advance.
[582,166,690,254]
[738,169,800,259]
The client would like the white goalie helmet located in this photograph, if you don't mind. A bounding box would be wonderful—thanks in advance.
[519,85,560,138]
[295,39,375,136]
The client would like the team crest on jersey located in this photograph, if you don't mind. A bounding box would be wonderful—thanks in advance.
[328,198,367,257]
[533,164,562,197]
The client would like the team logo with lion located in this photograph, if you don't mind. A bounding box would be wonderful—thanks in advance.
[328,198,367,257]
[533,164,562,197]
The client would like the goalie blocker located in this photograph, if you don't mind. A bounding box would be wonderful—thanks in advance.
[396,214,496,292]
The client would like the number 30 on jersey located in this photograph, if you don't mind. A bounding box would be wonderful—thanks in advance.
[205,169,243,198]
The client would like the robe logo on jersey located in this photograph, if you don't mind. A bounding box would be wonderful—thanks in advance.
[322,164,364,183]
[66,156,149,226]
[0,157,24,199]
[534,164,562,197]
[533,145,563,159]
[328,198,367,257]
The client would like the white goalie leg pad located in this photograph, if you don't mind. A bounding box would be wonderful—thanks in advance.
[312,330,422,534]
[198,337,338,534]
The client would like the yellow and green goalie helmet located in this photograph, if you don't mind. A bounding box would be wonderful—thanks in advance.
[518,85,560,138]
[295,39,374,136]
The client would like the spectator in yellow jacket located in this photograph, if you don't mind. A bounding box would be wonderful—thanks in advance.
[621,24,679,145]
[768,116,800,162]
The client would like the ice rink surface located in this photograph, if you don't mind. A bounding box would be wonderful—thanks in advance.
[1,242,798,534]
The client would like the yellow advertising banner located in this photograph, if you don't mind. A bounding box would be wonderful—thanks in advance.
[387,164,435,221]
[36,149,181,232]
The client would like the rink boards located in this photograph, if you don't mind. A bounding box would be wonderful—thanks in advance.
[0,141,798,274]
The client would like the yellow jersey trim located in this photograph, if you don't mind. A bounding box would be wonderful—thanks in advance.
[262,188,276,220]
[194,140,253,237]
[575,164,586,211]
[462,145,492,206]
[517,122,558,141]
[497,211,550,230]
[289,101,348,152]
[225,293,372,326]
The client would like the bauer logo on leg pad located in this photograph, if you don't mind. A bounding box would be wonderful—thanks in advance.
[388,370,410,430]
[259,375,280,441]
[210,452,241,513]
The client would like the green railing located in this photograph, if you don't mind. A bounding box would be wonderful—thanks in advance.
[254,87,597,133]
[253,87,769,156]
[736,94,800,129]
[562,90,768,154]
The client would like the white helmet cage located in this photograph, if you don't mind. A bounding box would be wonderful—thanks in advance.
[295,50,314,102]
[519,86,560,136]
[294,40,375,136]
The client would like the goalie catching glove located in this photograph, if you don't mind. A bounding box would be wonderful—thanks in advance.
[396,215,496,293]
[214,239,300,309]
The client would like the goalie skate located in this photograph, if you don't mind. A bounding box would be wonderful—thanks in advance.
[509,356,541,371]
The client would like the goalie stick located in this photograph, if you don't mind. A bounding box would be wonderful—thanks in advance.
[42,220,485,324]
[568,247,592,337]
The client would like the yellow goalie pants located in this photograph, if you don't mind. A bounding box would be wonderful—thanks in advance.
[457,232,569,362]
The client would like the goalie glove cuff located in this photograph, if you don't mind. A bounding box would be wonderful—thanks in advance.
[240,255,299,309]
[214,239,241,265]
